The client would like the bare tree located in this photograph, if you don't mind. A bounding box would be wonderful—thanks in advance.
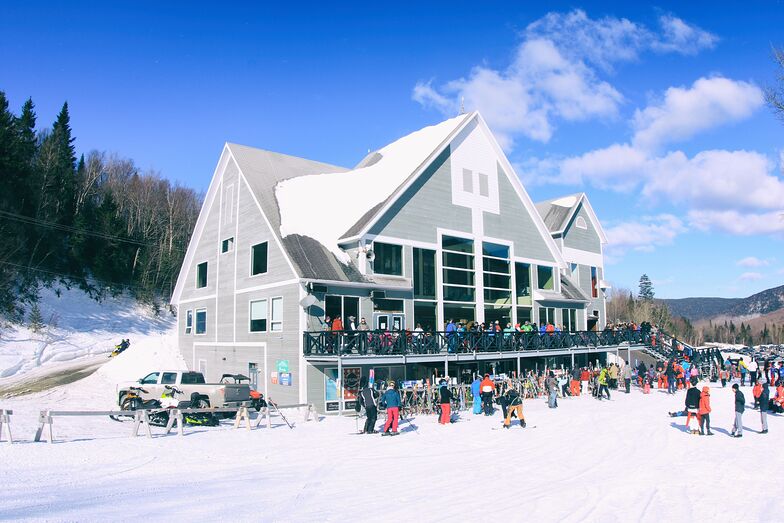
[765,45,784,121]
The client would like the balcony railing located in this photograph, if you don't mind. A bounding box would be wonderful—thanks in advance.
[303,329,650,357]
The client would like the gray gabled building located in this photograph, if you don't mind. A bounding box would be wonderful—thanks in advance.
[171,112,611,412]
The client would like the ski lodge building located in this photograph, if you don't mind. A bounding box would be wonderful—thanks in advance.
[171,112,633,413]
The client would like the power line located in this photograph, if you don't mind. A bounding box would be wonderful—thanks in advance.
[0,209,152,246]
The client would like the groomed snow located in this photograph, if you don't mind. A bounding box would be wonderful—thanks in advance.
[275,114,469,263]
[2,373,783,521]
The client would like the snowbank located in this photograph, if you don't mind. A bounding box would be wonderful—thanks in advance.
[275,114,468,262]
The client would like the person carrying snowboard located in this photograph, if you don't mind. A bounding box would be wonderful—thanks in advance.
[471,375,482,415]
[438,379,452,425]
[358,376,379,434]
[381,381,401,435]
[503,387,525,428]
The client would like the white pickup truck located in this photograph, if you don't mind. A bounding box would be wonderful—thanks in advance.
[116,370,251,409]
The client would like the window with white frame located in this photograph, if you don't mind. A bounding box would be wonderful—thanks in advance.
[196,262,208,288]
[221,237,234,254]
[250,299,268,332]
[251,242,268,276]
[270,297,283,332]
[575,216,588,229]
[185,309,193,334]
[195,309,207,335]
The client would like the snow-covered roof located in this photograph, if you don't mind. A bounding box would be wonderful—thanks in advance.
[275,114,471,263]
[535,193,608,243]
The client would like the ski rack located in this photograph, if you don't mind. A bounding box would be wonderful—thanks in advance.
[0,409,12,444]
[254,402,317,429]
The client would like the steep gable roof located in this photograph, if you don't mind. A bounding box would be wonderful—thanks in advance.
[535,193,608,244]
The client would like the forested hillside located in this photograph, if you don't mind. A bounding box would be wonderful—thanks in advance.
[0,91,201,320]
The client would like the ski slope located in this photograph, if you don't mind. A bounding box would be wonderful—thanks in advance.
[1,372,782,521]
[0,286,176,388]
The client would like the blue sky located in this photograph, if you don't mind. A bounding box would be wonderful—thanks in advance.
[2,1,783,299]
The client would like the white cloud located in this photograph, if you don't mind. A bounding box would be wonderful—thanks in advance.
[604,214,686,257]
[736,257,770,268]
[652,15,719,55]
[413,9,716,148]
[738,272,764,281]
[632,77,764,151]
[688,210,784,236]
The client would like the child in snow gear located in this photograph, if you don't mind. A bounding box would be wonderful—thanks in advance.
[731,384,745,438]
[685,385,701,434]
[358,377,379,434]
[699,386,713,435]
[439,380,452,425]
[503,388,525,428]
[480,374,495,416]
[381,381,401,435]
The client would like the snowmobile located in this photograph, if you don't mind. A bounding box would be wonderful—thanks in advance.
[157,385,219,427]
[110,386,163,422]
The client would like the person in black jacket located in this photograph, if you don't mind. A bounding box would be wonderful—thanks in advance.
[759,380,769,434]
[438,380,453,425]
[731,383,745,438]
[685,385,702,434]
[358,377,379,434]
[503,388,526,428]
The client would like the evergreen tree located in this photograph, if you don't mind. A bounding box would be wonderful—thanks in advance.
[28,302,44,333]
[638,274,654,300]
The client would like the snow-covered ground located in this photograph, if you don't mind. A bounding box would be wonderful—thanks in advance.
[0,286,175,389]
[2,371,783,521]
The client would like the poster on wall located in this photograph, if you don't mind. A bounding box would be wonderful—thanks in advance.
[342,367,361,400]
[276,360,289,373]
[280,372,292,386]
[271,371,279,385]
[325,368,338,401]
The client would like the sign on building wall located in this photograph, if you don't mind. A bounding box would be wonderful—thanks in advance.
[276,360,289,373]
[343,367,361,400]
[271,371,279,385]
[280,372,292,386]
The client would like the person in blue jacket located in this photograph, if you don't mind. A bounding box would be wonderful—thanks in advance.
[381,381,402,435]
[471,375,482,414]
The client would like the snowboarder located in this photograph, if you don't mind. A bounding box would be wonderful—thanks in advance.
[358,377,379,434]
[699,386,713,435]
[731,384,745,438]
[438,379,452,425]
[381,381,401,435]
[480,374,495,415]
[503,388,525,428]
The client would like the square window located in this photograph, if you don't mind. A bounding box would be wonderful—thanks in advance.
[195,309,207,335]
[250,299,268,332]
[196,262,208,289]
[251,242,268,276]
[537,265,554,290]
[185,310,193,334]
[373,242,402,276]
[270,297,283,332]
[221,237,234,254]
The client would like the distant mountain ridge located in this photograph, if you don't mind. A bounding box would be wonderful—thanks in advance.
[662,285,784,321]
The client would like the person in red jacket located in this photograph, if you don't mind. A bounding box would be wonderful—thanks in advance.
[699,386,713,435]
[480,374,495,416]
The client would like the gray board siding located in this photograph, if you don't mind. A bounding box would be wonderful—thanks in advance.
[484,163,555,263]
[562,203,602,254]
[368,148,473,243]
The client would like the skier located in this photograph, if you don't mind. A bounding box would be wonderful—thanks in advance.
[546,371,558,408]
[471,375,482,415]
[699,386,713,435]
[438,379,452,425]
[503,387,525,428]
[622,362,632,393]
[358,376,379,434]
[381,381,401,435]
[685,384,701,434]
[480,374,495,415]
[731,383,745,438]
[759,379,769,434]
